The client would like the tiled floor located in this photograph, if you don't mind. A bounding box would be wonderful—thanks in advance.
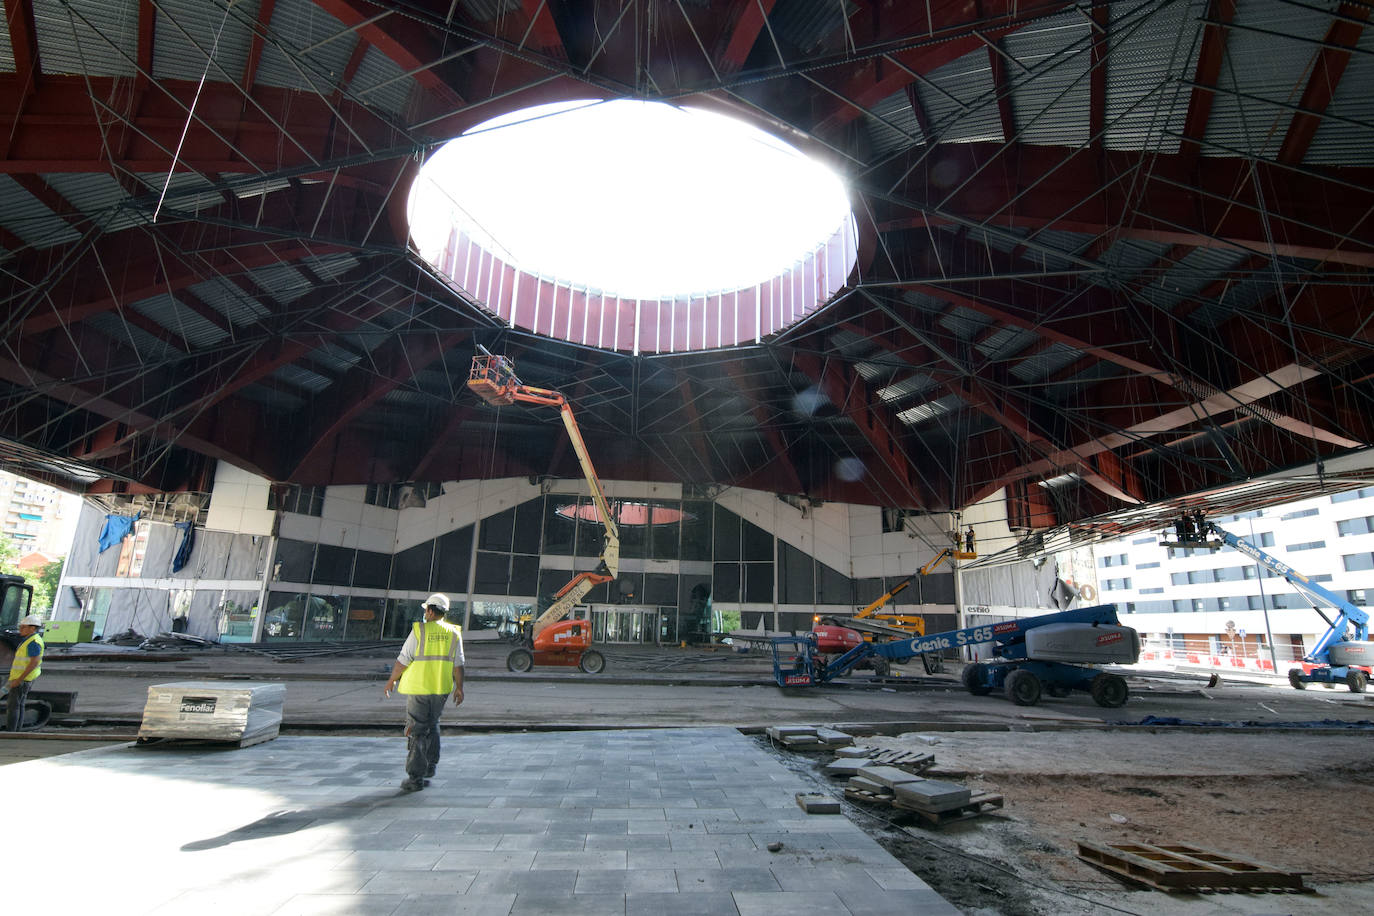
[16,727,958,914]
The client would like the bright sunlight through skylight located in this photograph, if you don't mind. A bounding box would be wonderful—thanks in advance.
[408,100,852,300]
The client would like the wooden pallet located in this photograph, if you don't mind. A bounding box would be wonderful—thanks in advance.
[1076,840,1311,893]
[893,791,1004,827]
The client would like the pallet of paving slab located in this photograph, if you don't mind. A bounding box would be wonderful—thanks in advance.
[893,791,1004,827]
[867,749,936,771]
[1075,840,1311,893]
[843,786,895,806]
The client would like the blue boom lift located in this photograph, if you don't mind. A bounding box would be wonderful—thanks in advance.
[772,603,1141,707]
[1164,513,1372,692]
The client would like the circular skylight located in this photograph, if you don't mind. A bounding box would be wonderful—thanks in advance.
[409,100,852,300]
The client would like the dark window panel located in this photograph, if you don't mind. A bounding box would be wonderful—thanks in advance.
[612,571,643,604]
[816,561,852,606]
[648,501,681,560]
[714,506,741,560]
[680,501,712,561]
[391,540,435,591]
[777,541,813,605]
[312,544,355,587]
[434,526,473,592]
[474,551,512,593]
[923,573,955,604]
[479,507,515,552]
[713,562,740,602]
[512,497,544,554]
[618,507,648,560]
[679,578,712,640]
[344,596,383,641]
[274,539,315,582]
[543,497,578,555]
[264,590,306,640]
[744,562,773,603]
[352,550,391,589]
[885,574,920,605]
[644,572,677,605]
[855,577,886,606]
[742,520,772,561]
[510,555,540,597]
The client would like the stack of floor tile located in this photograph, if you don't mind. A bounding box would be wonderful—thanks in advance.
[766,724,855,750]
[138,682,285,747]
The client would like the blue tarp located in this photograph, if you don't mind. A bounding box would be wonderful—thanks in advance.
[173,521,196,573]
[98,513,138,552]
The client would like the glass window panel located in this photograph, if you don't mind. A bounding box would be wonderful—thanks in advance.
[435,526,473,592]
[479,507,515,552]
[644,572,677,605]
[263,590,307,640]
[312,544,354,586]
[618,506,648,560]
[648,500,681,561]
[713,506,740,560]
[612,571,643,604]
[512,498,543,554]
[301,593,346,641]
[391,539,435,590]
[742,520,772,561]
[923,573,955,604]
[816,561,852,606]
[855,577,885,607]
[274,539,314,582]
[543,497,578,555]
[353,550,391,588]
[679,578,712,641]
[344,596,383,641]
[383,596,425,639]
[510,554,540,597]
[575,503,611,561]
[777,541,813,605]
[713,562,740,602]
[474,551,512,594]
[744,562,773,603]
[680,500,712,561]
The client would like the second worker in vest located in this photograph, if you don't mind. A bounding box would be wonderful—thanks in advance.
[6,615,45,732]
[383,594,465,792]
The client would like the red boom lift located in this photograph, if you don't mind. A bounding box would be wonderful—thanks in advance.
[467,348,620,675]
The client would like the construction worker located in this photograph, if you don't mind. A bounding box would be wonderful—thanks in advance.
[6,615,45,732]
[383,594,464,792]
[965,527,976,554]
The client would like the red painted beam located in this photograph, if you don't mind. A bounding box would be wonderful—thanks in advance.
[290,330,470,479]
[1180,0,1236,160]
[1278,3,1369,165]
[883,144,1374,267]
[241,0,278,94]
[717,0,778,74]
[3,0,40,87]
[517,0,565,56]
[986,45,1016,144]
[311,0,465,108]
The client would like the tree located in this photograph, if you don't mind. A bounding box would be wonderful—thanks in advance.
[30,557,63,614]
[0,535,17,577]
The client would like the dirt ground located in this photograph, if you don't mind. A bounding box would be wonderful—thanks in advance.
[765,729,1374,915]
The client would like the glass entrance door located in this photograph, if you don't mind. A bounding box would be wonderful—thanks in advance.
[590,605,656,644]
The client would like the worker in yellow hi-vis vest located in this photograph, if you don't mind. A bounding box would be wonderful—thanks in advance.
[6,615,45,732]
[383,594,464,792]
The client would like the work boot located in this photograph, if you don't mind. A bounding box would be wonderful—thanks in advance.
[400,778,425,792]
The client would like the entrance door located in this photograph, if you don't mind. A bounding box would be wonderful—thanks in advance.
[590,605,656,644]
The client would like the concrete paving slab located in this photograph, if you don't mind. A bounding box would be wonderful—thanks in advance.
[10,727,958,915]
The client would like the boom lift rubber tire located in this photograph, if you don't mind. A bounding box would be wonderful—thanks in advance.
[1348,670,1368,693]
[1004,668,1042,706]
[921,654,944,674]
[1090,673,1129,708]
[1288,669,1307,690]
[506,648,534,673]
[578,650,606,675]
[871,658,891,678]
[961,662,992,696]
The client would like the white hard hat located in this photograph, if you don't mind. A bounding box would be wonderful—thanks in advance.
[18,615,43,628]
[424,593,450,613]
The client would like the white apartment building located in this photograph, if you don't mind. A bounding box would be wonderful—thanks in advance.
[0,471,81,560]
[1087,488,1374,662]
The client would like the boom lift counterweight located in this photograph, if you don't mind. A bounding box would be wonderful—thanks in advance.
[468,348,620,675]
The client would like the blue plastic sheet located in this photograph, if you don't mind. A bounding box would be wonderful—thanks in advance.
[172,521,196,573]
[98,514,137,552]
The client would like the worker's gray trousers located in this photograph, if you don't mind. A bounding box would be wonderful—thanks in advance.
[404,693,448,780]
[5,681,30,732]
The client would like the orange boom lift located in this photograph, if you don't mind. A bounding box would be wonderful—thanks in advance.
[468,347,620,675]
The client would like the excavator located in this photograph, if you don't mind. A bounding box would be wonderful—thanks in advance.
[812,533,977,675]
[468,347,619,675]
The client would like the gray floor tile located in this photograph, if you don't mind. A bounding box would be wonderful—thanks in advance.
[836,887,962,915]
[532,849,628,870]
[272,893,406,915]
[733,890,849,916]
[626,892,739,915]
[674,867,781,893]
[574,868,678,894]
[510,893,625,914]
[393,893,516,915]
[360,870,478,894]
[469,868,579,894]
